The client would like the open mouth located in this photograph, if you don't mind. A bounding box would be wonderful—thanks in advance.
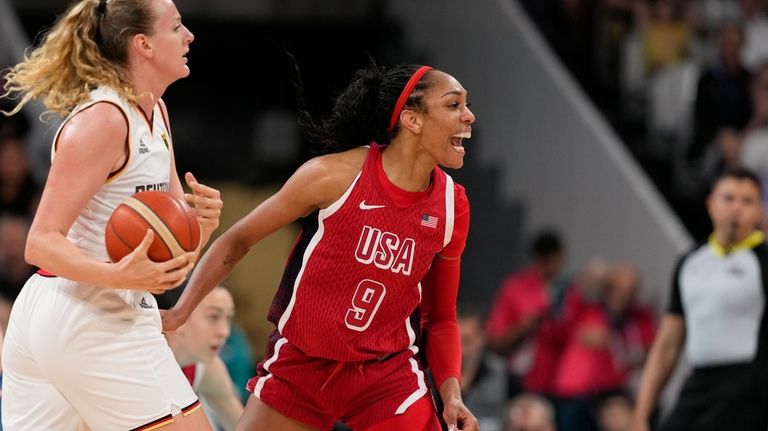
[450,131,471,155]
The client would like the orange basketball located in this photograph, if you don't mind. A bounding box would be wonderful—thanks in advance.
[105,191,200,263]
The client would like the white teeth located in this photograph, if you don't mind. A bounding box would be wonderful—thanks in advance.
[453,132,471,139]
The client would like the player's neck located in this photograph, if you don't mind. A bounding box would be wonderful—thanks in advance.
[381,142,433,192]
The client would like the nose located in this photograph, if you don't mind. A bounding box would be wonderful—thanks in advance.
[185,26,195,44]
[218,322,231,340]
[463,105,476,124]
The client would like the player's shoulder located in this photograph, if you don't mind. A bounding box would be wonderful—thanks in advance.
[62,101,127,142]
[287,147,368,206]
[300,146,368,181]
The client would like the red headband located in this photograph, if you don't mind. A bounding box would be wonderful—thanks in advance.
[388,66,433,132]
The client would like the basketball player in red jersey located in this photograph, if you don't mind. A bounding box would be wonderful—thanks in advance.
[165,64,478,431]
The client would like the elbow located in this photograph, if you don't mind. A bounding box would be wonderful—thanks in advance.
[24,235,40,268]
[212,230,252,263]
[229,233,253,259]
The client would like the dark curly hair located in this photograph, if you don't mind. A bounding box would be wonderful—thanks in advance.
[296,62,435,155]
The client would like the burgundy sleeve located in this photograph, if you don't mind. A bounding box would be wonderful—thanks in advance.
[420,183,470,388]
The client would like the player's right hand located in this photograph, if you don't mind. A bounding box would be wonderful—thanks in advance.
[111,230,194,293]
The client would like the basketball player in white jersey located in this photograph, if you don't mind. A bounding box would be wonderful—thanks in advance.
[0,0,222,429]
[167,285,244,431]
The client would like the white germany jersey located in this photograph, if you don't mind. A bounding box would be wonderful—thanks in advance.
[53,87,173,261]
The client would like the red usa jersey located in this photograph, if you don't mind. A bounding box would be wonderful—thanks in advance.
[268,144,463,361]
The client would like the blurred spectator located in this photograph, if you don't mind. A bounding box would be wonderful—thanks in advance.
[738,0,768,71]
[0,214,33,303]
[738,62,768,227]
[677,21,752,240]
[153,283,256,407]
[551,261,655,431]
[0,132,41,217]
[166,285,243,431]
[643,0,691,77]
[458,303,508,431]
[687,21,751,168]
[0,100,30,139]
[503,393,557,431]
[595,391,634,431]
[550,257,611,431]
[593,0,637,112]
[487,229,574,399]
[602,264,656,394]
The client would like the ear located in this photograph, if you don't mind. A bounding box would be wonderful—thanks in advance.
[399,109,423,134]
[131,34,154,59]
[705,193,715,216]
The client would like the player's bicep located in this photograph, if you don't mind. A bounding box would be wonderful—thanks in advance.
[227,157,349,247]
[31,104,127,236]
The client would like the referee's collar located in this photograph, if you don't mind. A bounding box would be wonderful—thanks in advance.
[709,230,765,257]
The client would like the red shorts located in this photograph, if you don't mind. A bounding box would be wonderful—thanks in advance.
[246,334,438,430]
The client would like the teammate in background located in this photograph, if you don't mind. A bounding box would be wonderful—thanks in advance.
[0,0,223,429]
[164,63,479,431]
[632,168,768,431]
[166,285,244,431]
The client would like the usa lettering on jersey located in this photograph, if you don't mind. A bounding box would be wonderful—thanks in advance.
[354,225,415,275]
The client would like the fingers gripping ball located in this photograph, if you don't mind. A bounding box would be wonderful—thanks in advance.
[105,191,201,262]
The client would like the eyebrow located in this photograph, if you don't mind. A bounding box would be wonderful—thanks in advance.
[441,90,464,97]
[203,305,231,314]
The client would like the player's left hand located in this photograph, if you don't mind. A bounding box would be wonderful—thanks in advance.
[184,171,222,238]
[443,397,479,431]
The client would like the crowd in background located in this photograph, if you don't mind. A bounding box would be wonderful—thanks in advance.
[521,0,768,241]
[460,229,656,431]
[0,102,39,330]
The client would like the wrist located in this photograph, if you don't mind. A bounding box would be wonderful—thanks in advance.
[439,376,462,402]
[171,298,194,320]
[633,404,651,422]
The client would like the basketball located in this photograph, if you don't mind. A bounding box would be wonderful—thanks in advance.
[105,191,201,263]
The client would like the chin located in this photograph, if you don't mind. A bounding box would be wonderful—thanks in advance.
[443,159,465,170]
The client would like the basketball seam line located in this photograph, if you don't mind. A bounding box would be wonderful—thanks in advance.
[122,197,187,258]
[107,220,135,261]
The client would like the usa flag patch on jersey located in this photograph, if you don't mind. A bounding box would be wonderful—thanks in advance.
[421,213,438,228]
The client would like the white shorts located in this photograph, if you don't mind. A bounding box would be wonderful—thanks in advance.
[2,273,198,431]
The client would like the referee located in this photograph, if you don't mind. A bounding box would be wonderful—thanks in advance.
[632,168,768,431]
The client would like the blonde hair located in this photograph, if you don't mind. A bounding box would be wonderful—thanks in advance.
[1,0,155,117]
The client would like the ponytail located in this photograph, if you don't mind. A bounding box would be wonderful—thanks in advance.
[1,0,152,117]
[296,62,435,155]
